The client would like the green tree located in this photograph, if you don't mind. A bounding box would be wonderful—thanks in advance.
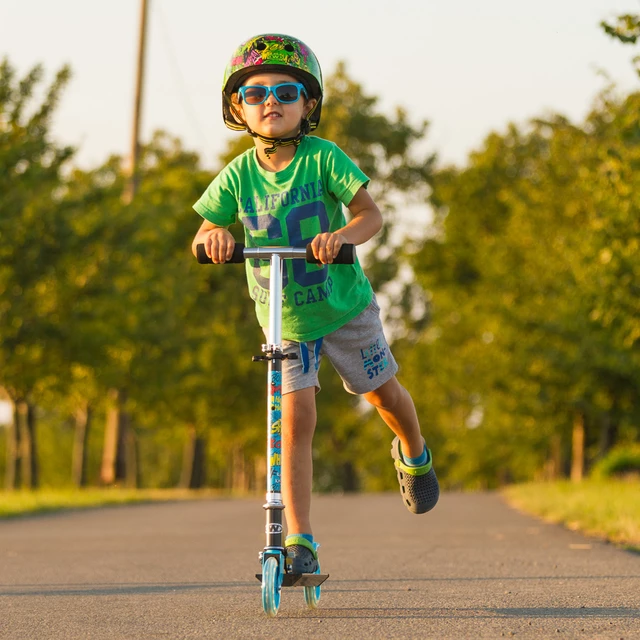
[402,87,640,488]
[57,131,264,490]
[601,11,640,75]
[0,59,74,489]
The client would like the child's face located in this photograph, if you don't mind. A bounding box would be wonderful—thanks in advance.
[236,72,317,140]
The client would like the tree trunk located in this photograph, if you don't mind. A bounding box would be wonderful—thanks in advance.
[5,400,21,490]
[230,446,247,492]
[179,426,195,489]
[598,412,619,459]
[72,402,91,488]
[101,388,133,486]
[341,460,359,492]
[571,412,585,483]
[254,456,267,494]
[101,390,119,485]
[124,424,138,489]
[17,399,38,489]
[546,433,562,480]
[179,425,206,489]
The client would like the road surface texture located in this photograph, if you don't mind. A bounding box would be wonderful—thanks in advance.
[0,493,638,639]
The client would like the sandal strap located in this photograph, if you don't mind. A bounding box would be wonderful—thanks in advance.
[285,535,318,558]
[394,448,434,477]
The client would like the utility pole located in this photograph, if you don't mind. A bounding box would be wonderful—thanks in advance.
[123,0,149,204]
[101,0,149,487]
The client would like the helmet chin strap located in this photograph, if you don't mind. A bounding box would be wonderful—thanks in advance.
[248,119,311,158]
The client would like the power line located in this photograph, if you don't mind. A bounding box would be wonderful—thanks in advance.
[152,0,211,151]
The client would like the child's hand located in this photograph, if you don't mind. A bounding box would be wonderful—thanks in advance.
[205,227,236,263]
[310,232,348,264]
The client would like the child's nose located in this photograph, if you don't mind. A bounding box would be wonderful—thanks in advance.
[264,89,278,106]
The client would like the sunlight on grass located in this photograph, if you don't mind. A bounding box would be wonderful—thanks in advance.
[502,480,640,551]
[0,488,224,518]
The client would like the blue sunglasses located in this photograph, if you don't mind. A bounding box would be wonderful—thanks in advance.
[238,82,308,106]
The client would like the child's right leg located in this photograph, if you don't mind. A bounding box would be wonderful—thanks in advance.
[281,386,316,536]
[281,385,320,573]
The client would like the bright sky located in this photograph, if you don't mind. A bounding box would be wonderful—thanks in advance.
[1,0,638,172]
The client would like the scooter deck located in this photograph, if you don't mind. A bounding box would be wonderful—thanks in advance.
[255,573,329,587]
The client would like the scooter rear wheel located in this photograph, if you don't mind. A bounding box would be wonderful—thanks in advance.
[303,561,322,609]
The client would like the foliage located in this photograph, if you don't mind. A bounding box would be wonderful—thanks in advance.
[601,11,640,75]
[590,444,640,479]
[60,131,266,487]
[601,13,640,44]
[398,87,640,488]
[0,59,75,403]
[2,10,640,492]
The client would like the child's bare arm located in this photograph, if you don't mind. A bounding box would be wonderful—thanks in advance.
[310,186,383,264]
[192,219,236,263]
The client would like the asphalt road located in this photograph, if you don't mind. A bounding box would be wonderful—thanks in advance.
[0,492,638,639]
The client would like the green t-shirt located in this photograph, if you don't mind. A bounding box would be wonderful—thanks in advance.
[193,136,374,341]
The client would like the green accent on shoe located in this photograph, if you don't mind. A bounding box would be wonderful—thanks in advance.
[285,535,318,558]
[394,451,433,476]
[393,440,433,476]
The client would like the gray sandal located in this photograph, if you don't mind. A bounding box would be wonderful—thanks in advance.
[285,536,319,574]
[391,437,440,514]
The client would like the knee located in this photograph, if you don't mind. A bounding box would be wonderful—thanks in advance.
[364,378,404,412]
[282,388,317,439]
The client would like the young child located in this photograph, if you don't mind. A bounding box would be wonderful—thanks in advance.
[192,34,439,573]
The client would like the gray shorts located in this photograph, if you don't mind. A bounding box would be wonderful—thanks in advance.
[279,296,398,395]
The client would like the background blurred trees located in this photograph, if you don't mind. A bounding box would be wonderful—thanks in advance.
[1,11,638,491]
[0,59,74,489]
[398,87,640,488]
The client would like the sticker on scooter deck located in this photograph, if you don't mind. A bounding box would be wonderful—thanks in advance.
[255,573,329,587]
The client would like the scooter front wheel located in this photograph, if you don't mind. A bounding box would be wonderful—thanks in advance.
[261,556,281,617]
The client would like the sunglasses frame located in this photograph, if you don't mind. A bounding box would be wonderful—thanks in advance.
[238,82,308,106]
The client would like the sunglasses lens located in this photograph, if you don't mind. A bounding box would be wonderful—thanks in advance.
[242,86,267,104]
[274,84,300,103]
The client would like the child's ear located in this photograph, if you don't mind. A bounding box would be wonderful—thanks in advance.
[230,93,245,125]
[303,98,317,119]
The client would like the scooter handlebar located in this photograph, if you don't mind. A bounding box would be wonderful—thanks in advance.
[195,243,356,265]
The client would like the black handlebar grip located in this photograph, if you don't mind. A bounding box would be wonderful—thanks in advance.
[196,243,245,264]
[305,243,356,265]
[195,243,212,264]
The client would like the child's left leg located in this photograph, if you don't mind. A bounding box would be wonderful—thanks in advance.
[363,375,440,514]
[363,376,424,458]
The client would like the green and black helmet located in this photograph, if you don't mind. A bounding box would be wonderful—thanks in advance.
[222,34,323,152]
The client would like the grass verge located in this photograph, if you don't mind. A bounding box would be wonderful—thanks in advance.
[0,488,225,519]
[502,479,640,552]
